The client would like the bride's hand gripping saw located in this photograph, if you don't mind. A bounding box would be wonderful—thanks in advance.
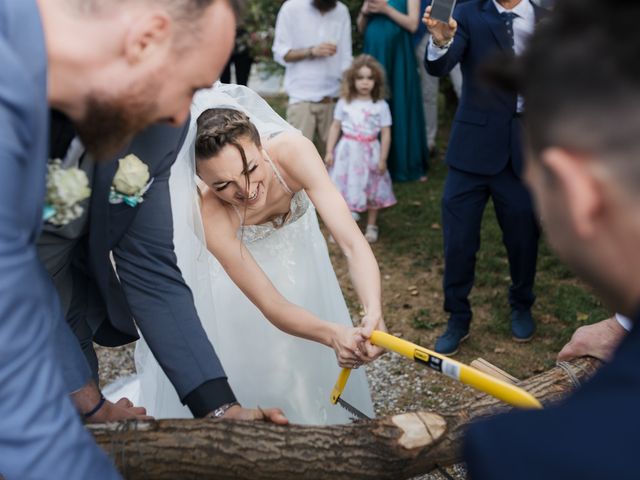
[331,331,542,419]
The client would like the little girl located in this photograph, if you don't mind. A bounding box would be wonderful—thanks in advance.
[325,54,396,243]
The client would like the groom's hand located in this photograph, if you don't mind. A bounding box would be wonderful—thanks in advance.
[219,405,289,425]
[87,397,154,424]
[72,381,153,423]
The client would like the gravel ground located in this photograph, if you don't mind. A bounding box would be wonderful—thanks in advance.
[97,343,468,479]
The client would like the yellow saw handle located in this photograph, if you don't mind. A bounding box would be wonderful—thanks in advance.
[370,330,542,409]
[330,368,352,404]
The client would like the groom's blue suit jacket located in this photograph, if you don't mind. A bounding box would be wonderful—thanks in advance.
[0,1,119,478]
[49,113,236,416]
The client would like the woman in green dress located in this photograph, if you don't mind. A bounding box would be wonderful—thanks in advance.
[357,0,428,182]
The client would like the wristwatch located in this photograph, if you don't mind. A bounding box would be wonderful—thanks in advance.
[209,401,240,418]
[433,37,454,49]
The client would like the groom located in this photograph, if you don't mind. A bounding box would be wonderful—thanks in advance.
[44,111,289,425]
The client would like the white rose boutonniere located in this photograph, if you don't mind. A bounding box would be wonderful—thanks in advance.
[43,159,92,226]
[109,154,153,207]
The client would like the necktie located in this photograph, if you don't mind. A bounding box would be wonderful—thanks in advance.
[500,11,519,51]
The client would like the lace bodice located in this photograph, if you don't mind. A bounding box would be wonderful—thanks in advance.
[237,190,310,243]
[234,150,310,244]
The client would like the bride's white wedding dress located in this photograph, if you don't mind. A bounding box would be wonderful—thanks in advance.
[106,84,374,424]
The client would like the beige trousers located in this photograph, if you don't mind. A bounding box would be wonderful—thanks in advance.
[286,100,336,158]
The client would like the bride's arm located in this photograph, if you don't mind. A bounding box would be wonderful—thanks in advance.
[275,134,387,358]
[199,193,366,367]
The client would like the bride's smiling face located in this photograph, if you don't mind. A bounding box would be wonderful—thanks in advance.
[198,135,269,209]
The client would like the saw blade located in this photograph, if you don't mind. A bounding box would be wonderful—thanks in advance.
[337,397,371,421]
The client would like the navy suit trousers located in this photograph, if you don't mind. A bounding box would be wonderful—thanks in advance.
[442,163,540,328]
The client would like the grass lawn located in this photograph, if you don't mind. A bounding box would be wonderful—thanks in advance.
[267,92,609,394]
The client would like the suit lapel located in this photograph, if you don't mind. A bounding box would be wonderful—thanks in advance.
[87,151,120,292]
[532,2,548,25]
[480,0,513,53]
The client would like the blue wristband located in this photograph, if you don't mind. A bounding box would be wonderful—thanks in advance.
[84,395,106,419]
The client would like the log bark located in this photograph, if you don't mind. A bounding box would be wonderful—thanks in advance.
[90,357,600,480]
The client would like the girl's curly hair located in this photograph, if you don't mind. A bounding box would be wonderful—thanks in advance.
[340,54,387,103]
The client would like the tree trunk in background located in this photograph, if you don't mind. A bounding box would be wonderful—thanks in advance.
[90,357,600,480]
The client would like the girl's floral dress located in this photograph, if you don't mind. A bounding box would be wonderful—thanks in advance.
[329,98,397,212]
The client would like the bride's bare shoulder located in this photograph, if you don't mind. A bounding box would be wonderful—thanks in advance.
[267,130,311,156]
[265,131,321,179]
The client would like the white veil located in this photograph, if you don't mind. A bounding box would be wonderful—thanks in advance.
[170,81,296,280]
[133,83,296,417]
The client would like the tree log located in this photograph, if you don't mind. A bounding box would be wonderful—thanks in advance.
[90,357,600,480]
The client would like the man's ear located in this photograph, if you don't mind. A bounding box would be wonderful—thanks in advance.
[123,11,173,64]
[540,148,603,239]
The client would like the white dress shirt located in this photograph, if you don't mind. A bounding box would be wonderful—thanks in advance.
[616,313,633,332]
[427,0,535,112]
[272,0,352,103]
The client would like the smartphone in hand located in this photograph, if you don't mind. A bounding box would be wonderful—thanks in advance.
[430,0,457,23]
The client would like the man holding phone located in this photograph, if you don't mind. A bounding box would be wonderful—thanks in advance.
[413,0,468,157]
[423,0,548,355]
[429,0,458,23]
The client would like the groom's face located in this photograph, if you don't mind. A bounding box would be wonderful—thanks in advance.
[76,0,236,159]
[75,76,162,159]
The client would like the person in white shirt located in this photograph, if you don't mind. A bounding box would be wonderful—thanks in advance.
[272,0,352,157]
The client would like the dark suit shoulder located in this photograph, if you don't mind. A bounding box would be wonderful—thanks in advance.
[532,1,552,22]
[454,0,483,16]
[126,120,190,173]
[451,0,483,29]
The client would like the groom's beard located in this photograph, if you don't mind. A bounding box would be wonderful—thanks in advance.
[313,0,337,13]
[75,83,159,161]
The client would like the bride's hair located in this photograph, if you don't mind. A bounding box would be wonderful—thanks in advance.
[195,107,261,177]
[195,108,262,219]
[195,108,261,160]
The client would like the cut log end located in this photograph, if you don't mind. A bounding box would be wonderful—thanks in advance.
[391,412,447,450]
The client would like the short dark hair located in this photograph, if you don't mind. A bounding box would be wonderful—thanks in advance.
[312,0,338,13]
[69,0,245,25]
[520,0,640,191]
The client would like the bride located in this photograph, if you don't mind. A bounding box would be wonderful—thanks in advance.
[129,84,386,424]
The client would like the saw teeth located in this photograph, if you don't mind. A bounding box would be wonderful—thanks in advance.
[337,398,370,421]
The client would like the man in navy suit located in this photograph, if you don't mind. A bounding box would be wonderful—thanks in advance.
[424,0,546,354]
[463,0,640,477]
[0,0,239,478]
